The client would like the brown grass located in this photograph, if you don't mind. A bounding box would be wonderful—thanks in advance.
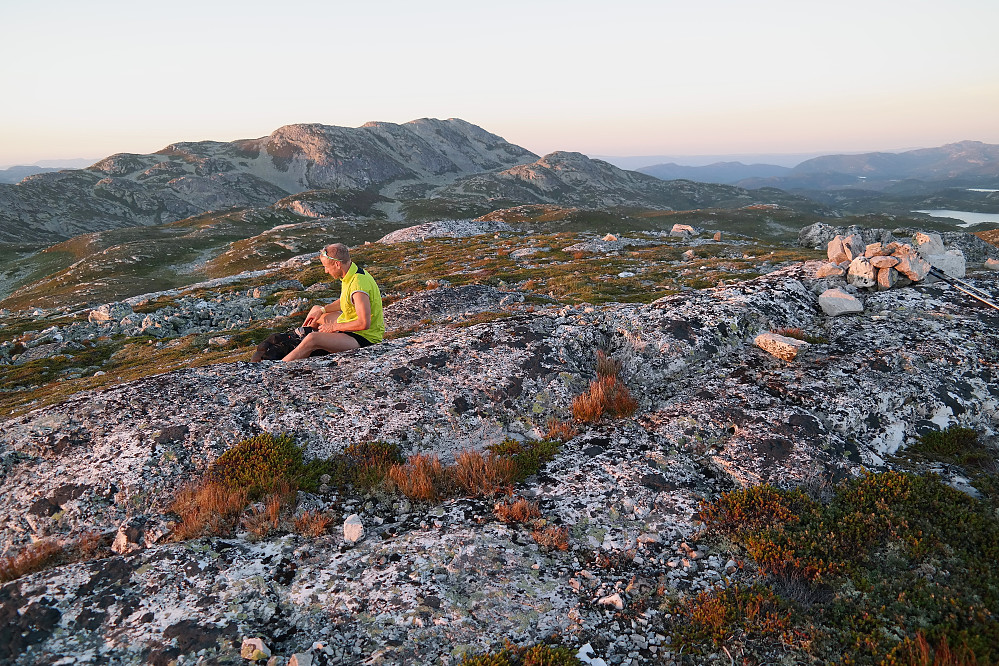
[896,633,979,666]
[294,510,332,537]
[545,418,578,441]
[572,374,638,422]
[453,450,517,497]
[531,525,570,551]
[0,539,64,584]
[168,479,249,541]
[389,454,449,502]
[494,497,542,524]
[595,349,622,377]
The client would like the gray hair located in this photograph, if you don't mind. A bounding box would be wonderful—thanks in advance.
[324,243,350,263]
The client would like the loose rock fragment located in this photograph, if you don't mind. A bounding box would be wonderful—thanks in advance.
[241,637,272,661]
[893,244,932,282]
[877,267,899,291]
[818,288,863,316]
[816,262,845,278]
[598,592,624,610]
[754,332,809,362]
[343,514,364,543]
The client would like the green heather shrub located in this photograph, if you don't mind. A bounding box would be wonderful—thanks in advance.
[209,433,303,497]
[699,471,999,663]
[487,438,561,482]
[909,426,993,470]
[459,643,581,666]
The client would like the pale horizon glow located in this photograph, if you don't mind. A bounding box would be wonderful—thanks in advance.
[2,0,998,167]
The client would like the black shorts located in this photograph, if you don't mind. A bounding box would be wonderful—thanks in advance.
[343,332,374,348]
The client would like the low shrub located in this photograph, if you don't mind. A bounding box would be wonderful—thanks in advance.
[459,642,581,665]
[909,426,993,471]
[698,471,999,663]
[487,439,561,482]
[209,433,303,498]
[545,418,578,442]
[665,584,804,654]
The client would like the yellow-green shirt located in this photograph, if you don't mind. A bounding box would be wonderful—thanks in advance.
[338,262,384,343]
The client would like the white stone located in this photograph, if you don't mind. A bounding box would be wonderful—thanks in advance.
[985,258,999,271]
[670,224,695,237]
[577,643,609,666]
[602,233,618,241]
[682,250,696,261]
[843,234,866,261]
[240,637,271,661]
[598,592,624,610]
[913,232,946,258]
[343,514,364,543]
[754,332,809,362]
[925,249,966,278]
[818,288,863,316]
[288,654,313,666]
[827,235,848,264]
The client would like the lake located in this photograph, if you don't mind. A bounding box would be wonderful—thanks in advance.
[913,209,999,228]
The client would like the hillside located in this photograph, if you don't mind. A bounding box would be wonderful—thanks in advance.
[1,217,999,664]
[0,119,538,243]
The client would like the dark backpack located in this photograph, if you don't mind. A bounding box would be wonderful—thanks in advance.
[250,327,330,362]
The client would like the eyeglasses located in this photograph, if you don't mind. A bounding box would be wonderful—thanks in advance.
[320,248,336,262]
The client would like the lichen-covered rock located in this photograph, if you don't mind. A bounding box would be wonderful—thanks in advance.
[2,261,998,665]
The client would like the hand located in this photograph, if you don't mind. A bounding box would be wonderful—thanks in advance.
[303,305,325,327]
[318,322,336,333]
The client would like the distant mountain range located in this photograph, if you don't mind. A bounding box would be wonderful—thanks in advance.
[0,119,825,244]
[638,141,999,193]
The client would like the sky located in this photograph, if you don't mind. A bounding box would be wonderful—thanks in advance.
[2,0,998,167]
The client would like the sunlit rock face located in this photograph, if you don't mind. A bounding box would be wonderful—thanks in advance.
[1,258,997,665]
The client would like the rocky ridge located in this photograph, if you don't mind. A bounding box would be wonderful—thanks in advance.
[0,119,537,243]
[2,240,998,664]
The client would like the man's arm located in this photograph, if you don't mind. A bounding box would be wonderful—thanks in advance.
[304,298,341,327]
[318,292,370,333]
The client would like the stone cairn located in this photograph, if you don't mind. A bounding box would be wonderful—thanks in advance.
[756,232,967,361]
[816,232,966,317]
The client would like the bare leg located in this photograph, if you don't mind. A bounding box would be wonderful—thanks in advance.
[282,331,360,361]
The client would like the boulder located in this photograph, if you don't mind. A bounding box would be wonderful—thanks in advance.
[754,332,809,362]
[893,244,932,282]
[876,267,899,291]
[670,224,695,238]
[713,231,723,241]
[89,302,134,323]
[846,257,877,288]
[819,288,863,316]
[924,249,966,279]
[827,234,865,263]
[985,258,999,272]
[865,242,887,257]
[913,232,946,258]
[816,263,845,278]
[798,222,837,248]
[869,255,899,269]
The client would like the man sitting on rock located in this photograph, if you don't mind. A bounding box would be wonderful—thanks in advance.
[279,243,384,361]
